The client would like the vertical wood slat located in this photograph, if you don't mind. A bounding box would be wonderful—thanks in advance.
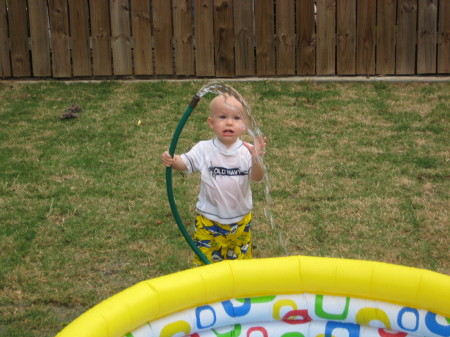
[173,0,194,75]
[8,0,31,77]
[377,0,397,74]
[28,0,51,77]
[69,0,91,76]
[0,0,11,77]
[214,0,235,77]
[438,0,450,73]
[356,0,376,75]
[255,0,275,75]
[316,0,336,75]
[417,0,437,74]
[396,0,417,74]
[234,0,254,76]
[297,0,315,75]
[49,0,71,77]
[337,0,356,75]
[131,0,153,75]
[195,0,215,76]
[89,0,112,76]
[153,0,173,74]
[110,0,132,75]
[276,0,295,75]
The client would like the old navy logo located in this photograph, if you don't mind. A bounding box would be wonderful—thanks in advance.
[209,164,248,179]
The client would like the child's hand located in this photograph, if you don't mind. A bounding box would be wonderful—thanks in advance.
[244,137,267,158]
[161,151,188,171]
[161,151,175,167]
[244,137,267,181]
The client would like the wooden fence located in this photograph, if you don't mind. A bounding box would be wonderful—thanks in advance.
[1,0,449,79]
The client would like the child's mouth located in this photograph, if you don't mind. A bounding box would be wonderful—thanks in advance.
[223,129,234,135]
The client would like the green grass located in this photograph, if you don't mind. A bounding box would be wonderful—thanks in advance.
[0,80,449,336]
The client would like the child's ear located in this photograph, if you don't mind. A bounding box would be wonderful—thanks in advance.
[207,116,214,128]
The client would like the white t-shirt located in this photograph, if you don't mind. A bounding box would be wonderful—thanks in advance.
[181,138,253,224]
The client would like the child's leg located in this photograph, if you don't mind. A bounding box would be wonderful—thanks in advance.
[193,213,253,267]
[193,215,224,267]
[226,213,253,260]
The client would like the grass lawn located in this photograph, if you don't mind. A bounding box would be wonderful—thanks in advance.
[0,79,449,336]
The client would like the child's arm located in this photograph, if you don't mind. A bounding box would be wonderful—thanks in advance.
[244,137,267,182]
[161,151,188,171]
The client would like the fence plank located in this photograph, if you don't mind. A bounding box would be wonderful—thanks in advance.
[9,0,31,77]
[337,0,356,74]
[297,0,315,75]
[234,0,254,76]
[377,0,396,74]
[110,0,132,75]
[153,0,173,74]
[0,0,11,77]
[316,0,336,75]
[49,0,71,77]
[396,0,417,74]
[173,0,194,75]
[195,0,215,76]
[255,0,275,75]
[69,0,91,76]
[89,0,112,76]
[356,0,376,75]
[438,0,450,73]
[417,0,437,74]
[28,0,51,77]
[131,0,153,75]
[214,0,235,77]
[276,0,295,75]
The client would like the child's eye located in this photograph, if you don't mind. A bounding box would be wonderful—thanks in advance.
[219,115,226,119]
[234,116,241,120]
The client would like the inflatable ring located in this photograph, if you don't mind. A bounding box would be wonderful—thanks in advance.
[57,255,450,337]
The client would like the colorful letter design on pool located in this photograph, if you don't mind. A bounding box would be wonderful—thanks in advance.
[128,293,450,337]
[56,256,450,337]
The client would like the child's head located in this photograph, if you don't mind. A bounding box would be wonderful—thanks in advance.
[209,93,244,116]
[208,94,247,146]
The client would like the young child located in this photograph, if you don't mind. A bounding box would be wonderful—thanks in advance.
[161,94,266,266]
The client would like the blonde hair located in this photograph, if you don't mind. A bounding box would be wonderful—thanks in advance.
[209,94,244,116]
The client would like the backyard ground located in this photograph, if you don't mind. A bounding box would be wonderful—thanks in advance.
[0,79,449,336]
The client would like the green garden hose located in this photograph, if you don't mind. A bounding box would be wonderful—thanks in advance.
[165,95,211,265]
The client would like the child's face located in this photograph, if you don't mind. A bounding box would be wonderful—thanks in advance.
[208,95,246,147]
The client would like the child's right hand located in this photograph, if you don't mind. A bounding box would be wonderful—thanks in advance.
[161,151,175,167]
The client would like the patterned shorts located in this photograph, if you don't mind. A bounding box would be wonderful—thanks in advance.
[193,213,253,267]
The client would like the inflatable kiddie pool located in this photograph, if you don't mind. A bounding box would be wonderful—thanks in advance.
[56,255,450,337]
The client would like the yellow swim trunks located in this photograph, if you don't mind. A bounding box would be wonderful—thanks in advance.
[193,213,253,267]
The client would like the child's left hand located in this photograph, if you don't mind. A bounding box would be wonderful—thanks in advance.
[244,136,267,158]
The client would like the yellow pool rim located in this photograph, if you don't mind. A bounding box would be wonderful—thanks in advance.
[56,255,450,337]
